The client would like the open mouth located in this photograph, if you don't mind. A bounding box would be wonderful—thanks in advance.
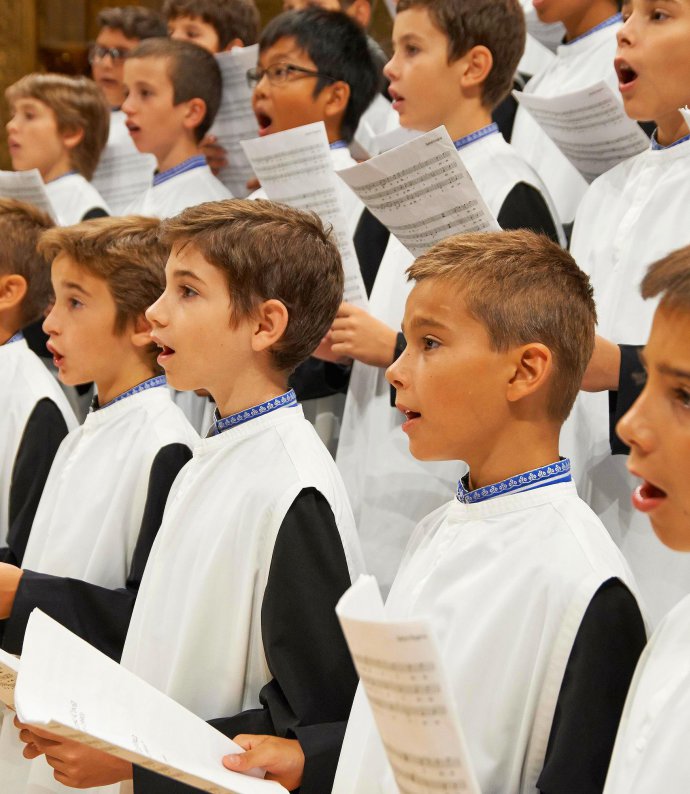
[126,121,141,135]
[46,341,64,368]
[397,403,421,432]
[255,110,273,136]
[156,344,176,364]
[388,89,405,112]
[631,479,667,513]
[615,59,638,90]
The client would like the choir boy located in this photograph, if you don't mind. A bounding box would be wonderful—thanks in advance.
[0,199,76,568]
[602,245,690,794]
[563,0,690,625]
[165,0,260,51]
[15,200,364,794]
[332,0,564,592]
[5,74,110,224]
[511,0,623,223]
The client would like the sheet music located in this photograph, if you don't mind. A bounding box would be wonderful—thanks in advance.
[91,142,156,214]
[241,122,368,307]
[15,610,286,794]
[0,170,56,220]
[0,649,19,710]
[212,45,260,199]
[336,126,499,257]
[337,577,481,794]
[513,81,650,183]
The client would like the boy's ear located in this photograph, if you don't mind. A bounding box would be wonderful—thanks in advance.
[459,44,493,94]
[181,98,208,133]
[250,299,289,354]
[60,125,85,152]
[322,81,351,124]
[506,343,553,405]
[130,313,155,349]
[0,274,28,312]
[348,0,372,29]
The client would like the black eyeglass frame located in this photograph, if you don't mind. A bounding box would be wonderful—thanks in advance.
[88,43,131,64]
[246,63,338,88]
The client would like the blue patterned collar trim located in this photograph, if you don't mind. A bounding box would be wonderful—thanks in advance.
[454,123,499,151]
[93,375,167,412]
[4,331,24,345]
[329,139,348,150]
[212,389,298,435]
[565,13,622,46]
[456,458,572,504]
[153,155,207,187]
[46,170,77,184]
[650,130,690,151]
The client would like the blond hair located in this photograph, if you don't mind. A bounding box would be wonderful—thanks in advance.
[642,244,690,312]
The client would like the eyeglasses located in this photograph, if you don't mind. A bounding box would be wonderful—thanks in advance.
[246,63,336,88]
[88,44,131,64]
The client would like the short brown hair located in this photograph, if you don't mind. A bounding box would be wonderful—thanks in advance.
[38,216,167,368]
[6,74,110,181]
[126,38,222,141]
[408,230,596,422]
[161,199,344,373]
[163,0,261,47]
[642,245,690,312]
[395,0,525,110]
[98,6,167,39]
[0,199,54,325]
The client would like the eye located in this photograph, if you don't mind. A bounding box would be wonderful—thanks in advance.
[404,43,420,56]
[674,387,690,408]
[422,336,440,350]
[68,297,83,310]
[272,64,290,79]
[179,285,198,299]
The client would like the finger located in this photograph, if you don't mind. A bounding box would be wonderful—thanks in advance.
[223,746,269,772]
[231,734,265,751]
[22,742,43,760]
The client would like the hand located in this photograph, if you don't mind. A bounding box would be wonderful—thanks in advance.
[14,718,133,788]
[0,563,23,619]
[246,176,261,192]
[223,735,305,792]
[200,134,228,175]
[581,335,622,392]
[311,333,352,365]
[326,302,397,368]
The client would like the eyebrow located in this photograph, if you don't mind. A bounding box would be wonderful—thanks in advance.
[61,281,91,297]
[402,316,450,333]
[171,268,206,284]
[658,362,690,380]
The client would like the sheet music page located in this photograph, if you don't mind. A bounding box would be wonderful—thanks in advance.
[336,126,499,258]
[241,121,368,307]
[0,649,19,710]
[91,147,156,214]
[337,576,482,794]
[681,106,690,127]
[15,610,286,794]
[0,170,56,220]
[212,45,260,199]
[513,81,649,182]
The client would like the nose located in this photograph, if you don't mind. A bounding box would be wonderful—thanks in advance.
[42,303,59,336]
[383,51,399,83]
[145,292,167,329]
[386,342,408,390]
[6,115,17,134]
[616,384,654,454]
[617,10,635,47]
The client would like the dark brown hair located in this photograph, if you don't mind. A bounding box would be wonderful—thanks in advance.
[163,0,260,47]
[0,199,54,325]
[642,244,690,312]
[395,0,525,110]
[408,230,596,422]
[97,6,167,39]
[161,199,344,373]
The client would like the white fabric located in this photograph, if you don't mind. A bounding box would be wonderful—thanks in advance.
[519,34,556,80]
[353,94,400,157]
[520,0,565,54]
[121,404,364,719]
[0,339,77,546]
[511,21,621,223]
[604,594,690,794]
[563,137,690,627]
[336,132,561,593]
[44,173,109,226]
[334,482,638,794]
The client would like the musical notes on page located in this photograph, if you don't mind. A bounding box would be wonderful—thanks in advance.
[514,81,650,182]
[336,126,499,257]
[337,576,481,794]
[0,170,56,220]
[242,122,368,307]
[0,649,19,710]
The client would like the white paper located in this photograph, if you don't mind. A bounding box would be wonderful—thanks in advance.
[681,106,690,127]
[15,611,286,794]
[336,126,499,257]
[91,147,156,214]
[337,576,481,794]
[513,81,650,183]
[0,170,56,220]
[241,122,368,307]
[0,650,19,710]
[212,45,260,199]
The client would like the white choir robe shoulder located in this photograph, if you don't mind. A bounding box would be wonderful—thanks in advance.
[334,482,638,794]
[0,339,77,546]
[45,172,110,225]
[604,593,690,794]
[511,19,622,223]
[353,94,400,157]
[562,135,690,627]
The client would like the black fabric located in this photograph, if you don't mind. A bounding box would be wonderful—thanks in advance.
[537,579,646,794]
[354,208,390,297]
[81,207,109,221]
[497,181,562,244]
[1,442,191,659]
[22,320,50,360]
[389,331,407,407]
[0,399,69,567]
[493,73,528,143]
[609,344,644,455]
[290,358,351,401]
[133,487,357,794]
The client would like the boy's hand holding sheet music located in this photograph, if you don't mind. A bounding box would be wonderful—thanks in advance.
[313,301,398,368]
[223,736,305,791]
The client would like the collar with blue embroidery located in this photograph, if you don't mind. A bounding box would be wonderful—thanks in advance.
[329,139,348,151]
[153,155,207,187]
[650,130,690,151]
[46,170,77,184]
[565,13,622,46]
[454,123,499,151]
[4,331,24,345]
[456,458,571,504]
[92,374,167,412]
[212,388,298,435]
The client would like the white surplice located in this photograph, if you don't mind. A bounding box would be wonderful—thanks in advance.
[45,173,110,226]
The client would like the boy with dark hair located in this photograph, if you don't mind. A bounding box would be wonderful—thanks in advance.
[0,199,76,568]
[15,200,365,794]
[165,0,261,50]
[6,74,110,224]
[511,0,623,223]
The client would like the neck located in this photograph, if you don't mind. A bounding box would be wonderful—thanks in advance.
[96,361,157,408]
[42,158,73,183]
[325,124,344,146]
[655,110,690,148]
[0,328,18,346]
[442,104,493,144]
[563,2,617,41]
[212,368,289,420]
[156,138,201,174]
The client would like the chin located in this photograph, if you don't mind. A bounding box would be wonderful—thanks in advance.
[651,515,690,553]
